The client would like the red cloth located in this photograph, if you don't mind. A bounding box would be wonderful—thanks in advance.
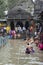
[38,43,43,50]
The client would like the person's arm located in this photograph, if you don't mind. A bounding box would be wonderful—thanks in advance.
[22,40,28,44]
[29,38,34,44]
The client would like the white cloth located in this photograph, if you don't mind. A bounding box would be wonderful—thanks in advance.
[23,27,26,31]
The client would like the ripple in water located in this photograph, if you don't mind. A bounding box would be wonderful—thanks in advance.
[28,61,43,65]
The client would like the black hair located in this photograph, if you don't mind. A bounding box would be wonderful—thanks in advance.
[27,43,29,45]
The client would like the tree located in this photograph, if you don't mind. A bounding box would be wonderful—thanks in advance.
[8,0,20,9]
[0,0,7,18]
[0,0,21,18]
[8,0,29,9]
[0,0,34,18]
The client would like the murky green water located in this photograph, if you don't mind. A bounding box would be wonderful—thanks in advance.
[0,39,43,65]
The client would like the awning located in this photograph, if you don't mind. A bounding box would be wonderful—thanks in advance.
[0,19,7,22]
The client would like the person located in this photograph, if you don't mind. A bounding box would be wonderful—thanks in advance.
[3,26,6,34]
[11,30,16,39]
[34,36,39,46]
[29,25,34,38]
[1,27,4,33]
[38,41,43,50]
[22,36,34,54]
[6,25,11,34]
[23,35,34,45]
[18,25,22,33]
[25,43,30,54]
[40,33,43,43]
[15,27,18,33]
[23,26,26,31]
[25,43,34,54]
[22,26,26,40]
[30,47,35,52]
[26,28,30,38]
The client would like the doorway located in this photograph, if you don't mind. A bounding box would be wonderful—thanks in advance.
[25,21,29,29]
[10,21,15,30]
[16,21,23,28]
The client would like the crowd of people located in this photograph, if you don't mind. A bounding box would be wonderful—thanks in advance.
[10,20,43,53]
[24,21,43,54]
[0,19,43,53]
[24,34,43,54]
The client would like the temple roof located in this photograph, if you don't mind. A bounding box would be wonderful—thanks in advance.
[8,6,31,19]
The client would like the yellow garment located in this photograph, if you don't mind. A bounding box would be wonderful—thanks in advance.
[0,23,1,27]
[6,26,10,33]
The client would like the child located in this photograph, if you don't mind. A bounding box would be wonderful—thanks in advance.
[25,43,31,54]
[30,47,35,53]
[25,43,34,54]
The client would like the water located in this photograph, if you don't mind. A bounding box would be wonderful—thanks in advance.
[0,39,43,65]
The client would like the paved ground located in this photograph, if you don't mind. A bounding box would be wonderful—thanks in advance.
[0,39,43,65]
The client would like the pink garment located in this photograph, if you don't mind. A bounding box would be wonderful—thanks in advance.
[38,43,43,50]
[11,30,16,36]
[40,34,43,40]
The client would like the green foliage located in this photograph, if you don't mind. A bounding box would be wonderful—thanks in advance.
[0,0,6,18]
[0,0,33,18]
[8,0,28,9]
[8,0,19,9]
[0,0,19,18]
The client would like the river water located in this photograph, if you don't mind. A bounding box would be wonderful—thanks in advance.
[0,39,43,65]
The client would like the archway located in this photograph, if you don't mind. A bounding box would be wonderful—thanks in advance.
[10,21,15,30]
[25,21,29,29]
[16,21,23,28]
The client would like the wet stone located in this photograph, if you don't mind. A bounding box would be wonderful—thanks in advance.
[0,39,43,65]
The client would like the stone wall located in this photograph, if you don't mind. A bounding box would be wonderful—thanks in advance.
[34,0,43,16]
